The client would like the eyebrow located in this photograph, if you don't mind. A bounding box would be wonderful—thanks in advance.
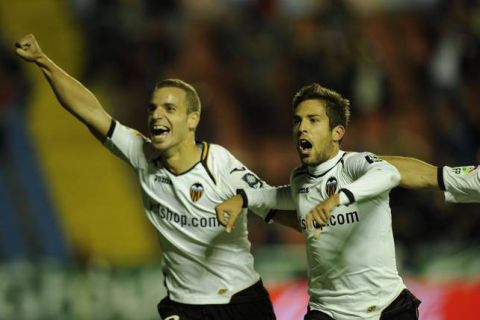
[148,102,177,109]
[293,114,322,118]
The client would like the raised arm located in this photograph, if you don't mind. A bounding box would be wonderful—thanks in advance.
[381,156,438,189]
[15,34,112,141]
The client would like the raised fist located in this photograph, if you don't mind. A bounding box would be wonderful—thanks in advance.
[15,34,43,63]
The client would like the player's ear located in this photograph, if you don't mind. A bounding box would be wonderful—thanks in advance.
[332,125,345,143]
[187,111,200,131]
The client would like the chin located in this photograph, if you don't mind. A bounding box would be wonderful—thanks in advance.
[299,157,313,166]
[151,141,169,151]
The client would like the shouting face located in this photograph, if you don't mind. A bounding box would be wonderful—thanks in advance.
[292,99,345,166]
[147,87,199,153]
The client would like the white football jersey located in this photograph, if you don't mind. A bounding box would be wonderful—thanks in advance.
[440,165,480,203]
[104,121,270,304]
[247,150,404,319]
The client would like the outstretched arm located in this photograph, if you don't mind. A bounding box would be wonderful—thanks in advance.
[381,156,438,189]
[15,34,112,141]
[216,186,297,232]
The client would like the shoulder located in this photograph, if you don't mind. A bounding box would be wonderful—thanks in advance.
[203,142,245,177]
[208,143,232,158]
[343,151,385,166]
[205,143,240,167]
[344,151,372,161]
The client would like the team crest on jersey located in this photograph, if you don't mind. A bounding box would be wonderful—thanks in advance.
[325,177,338,197]
[242,173,264,189]
[190,183,204,202]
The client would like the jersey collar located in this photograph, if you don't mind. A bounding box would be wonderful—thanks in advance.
[307,150,346,177]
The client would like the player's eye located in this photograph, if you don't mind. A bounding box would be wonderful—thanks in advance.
[147,104,156,113]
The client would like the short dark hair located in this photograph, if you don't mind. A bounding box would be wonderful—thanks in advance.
[292,83,351,129]
[155,79,201,114]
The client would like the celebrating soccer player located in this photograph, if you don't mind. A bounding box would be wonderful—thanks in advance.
[15,34,277,320]
[217,83,423,319]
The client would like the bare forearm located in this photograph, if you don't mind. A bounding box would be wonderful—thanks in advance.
[382,156,438,189]
[36,54,111,138]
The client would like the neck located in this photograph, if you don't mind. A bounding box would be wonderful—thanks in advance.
[161,139,201,174]
[326,144,340,161]
[314,144,339,166]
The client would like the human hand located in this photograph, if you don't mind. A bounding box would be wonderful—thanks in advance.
[306,193,340,239]
[15,34,44,63]
[215,194,244,233]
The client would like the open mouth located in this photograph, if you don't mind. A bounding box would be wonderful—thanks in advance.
[298,139,313,152]
[151,124,170,137]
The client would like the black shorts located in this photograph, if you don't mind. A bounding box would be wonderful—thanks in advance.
[157,280,276,320]
[304,289,421,320]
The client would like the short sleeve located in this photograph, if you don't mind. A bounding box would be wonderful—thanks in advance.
[103,121,149,169]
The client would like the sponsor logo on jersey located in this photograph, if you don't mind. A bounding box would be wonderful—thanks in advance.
[242,173,264,189]
[298,211,359,230]
[190,183,204,202]
[325,177,338,197]
[154,175,172,185]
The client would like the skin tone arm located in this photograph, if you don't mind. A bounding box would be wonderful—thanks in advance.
[15,34,112,141]
[381,156,438,189]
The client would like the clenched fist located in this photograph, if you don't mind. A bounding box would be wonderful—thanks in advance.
[15,34,44,63]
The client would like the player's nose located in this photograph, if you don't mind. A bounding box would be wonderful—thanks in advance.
[151,106,166,119]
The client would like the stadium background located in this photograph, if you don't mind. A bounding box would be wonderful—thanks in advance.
[0,0,479,319]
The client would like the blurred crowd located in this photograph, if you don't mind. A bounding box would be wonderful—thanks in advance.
[1,0,479,268]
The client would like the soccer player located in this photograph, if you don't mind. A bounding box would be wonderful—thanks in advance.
[15,34,276,320]
[217,83,422,319]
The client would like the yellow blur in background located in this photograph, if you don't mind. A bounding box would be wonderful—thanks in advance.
[0,0,159,265]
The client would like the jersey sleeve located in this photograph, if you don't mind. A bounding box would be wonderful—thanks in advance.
[222,165,273,221]
[103,121,149,169]
[339,152,401,205]
[218,148,295,221]
[244,185,295,212]
[439,165,480,203]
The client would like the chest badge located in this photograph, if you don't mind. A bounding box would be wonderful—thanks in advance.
[190,183,204,202]
[325,177,338,197]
